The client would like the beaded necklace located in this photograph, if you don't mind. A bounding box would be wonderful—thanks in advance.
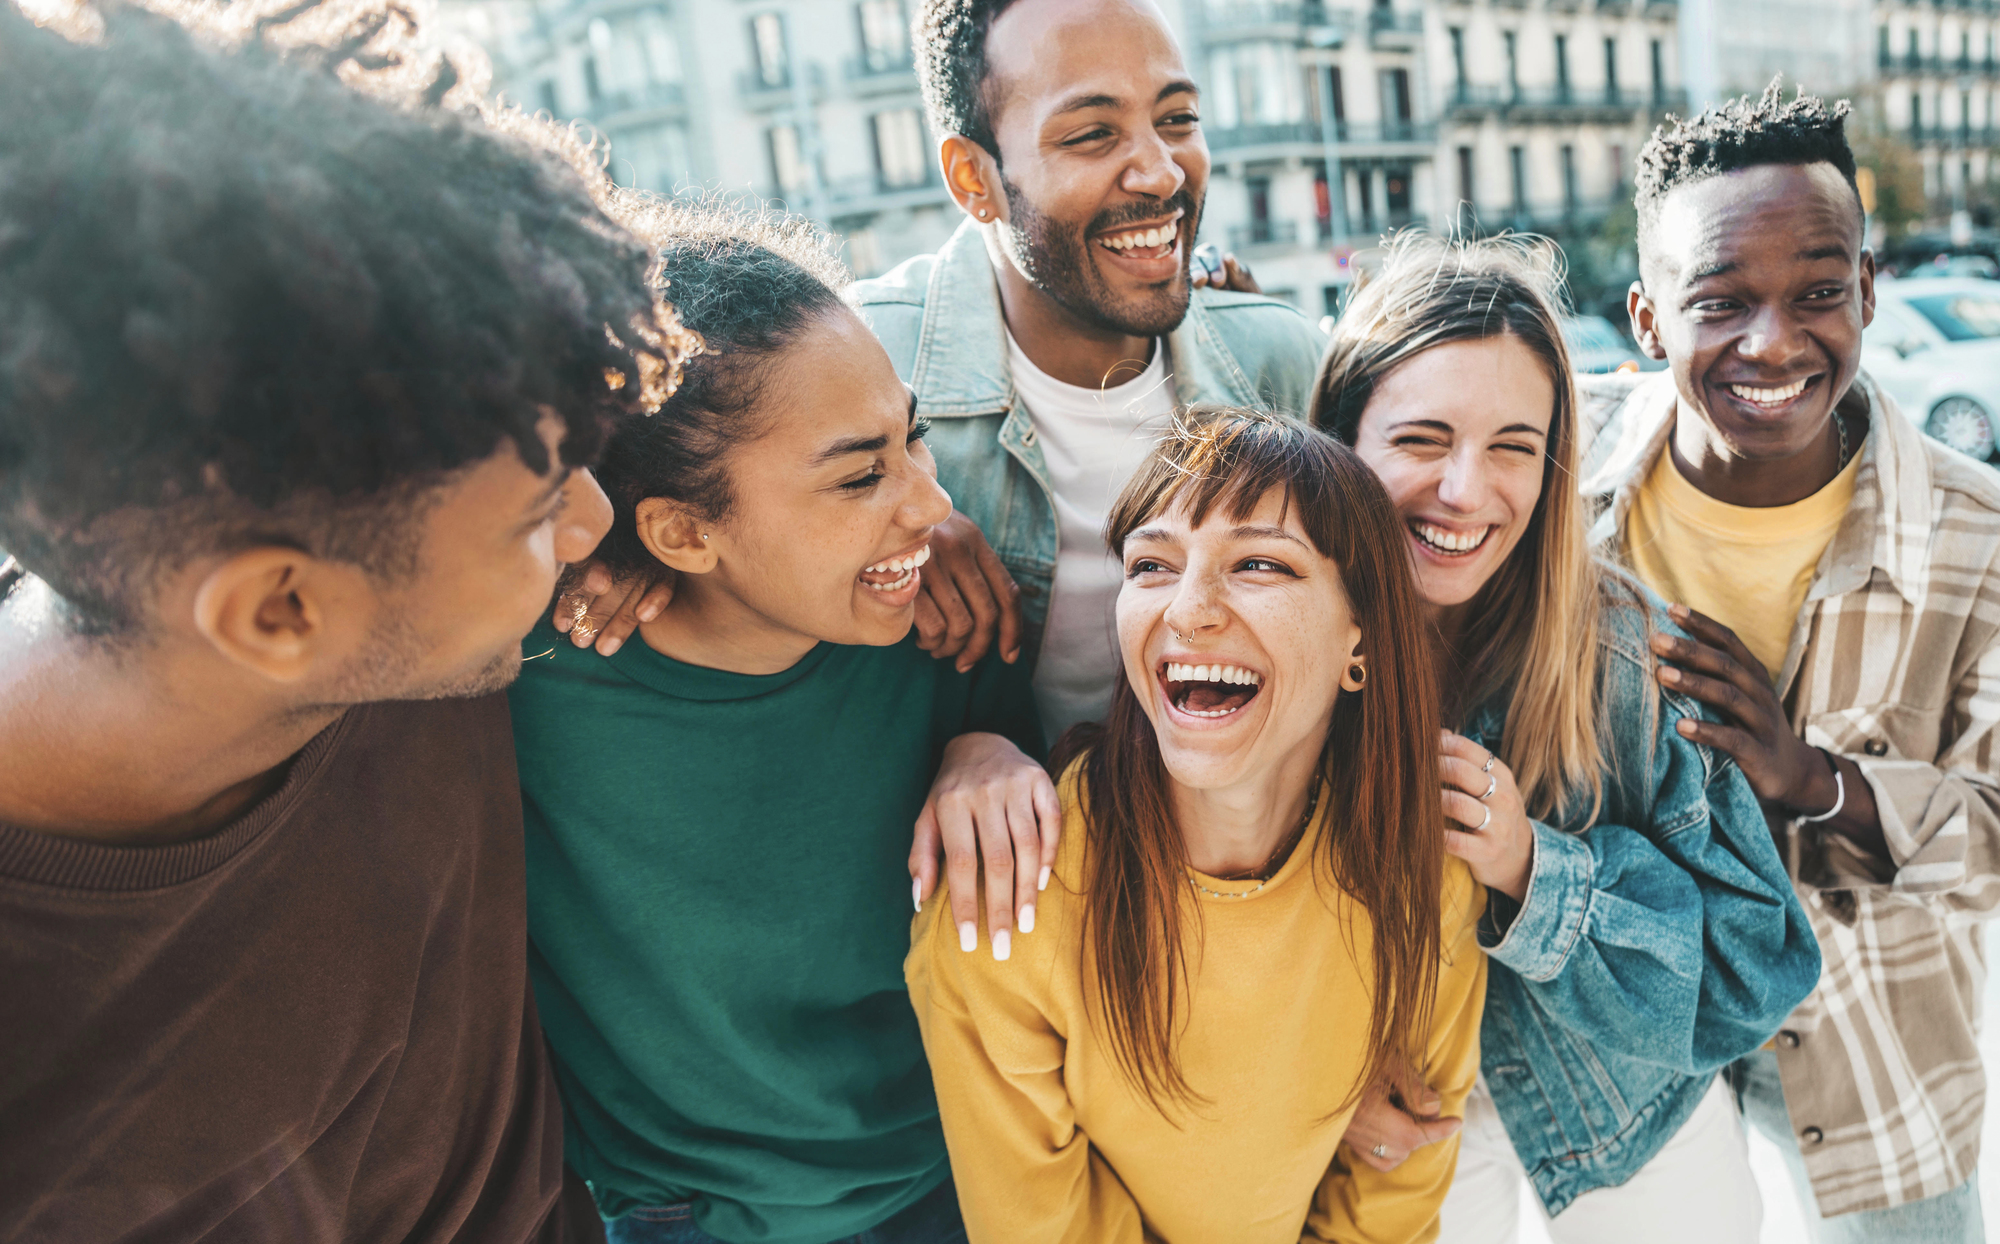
[1186,782,1322,900]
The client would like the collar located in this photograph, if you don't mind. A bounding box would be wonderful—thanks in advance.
[1581,369,1933,608]
[906,217,1264,417]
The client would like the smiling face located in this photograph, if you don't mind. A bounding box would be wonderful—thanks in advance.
[982,0,1207,336]
[1116,486,1361,791]
[1349,336,1554,610]
[696,306,952,649]
[1634,162,1874,462]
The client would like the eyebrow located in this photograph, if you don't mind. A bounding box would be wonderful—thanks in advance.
[1124,522,1311,548]
[810,399,921,467]
[1051,79,1200,118]
[1389,417,1546,437]
[1688,244,1852,282]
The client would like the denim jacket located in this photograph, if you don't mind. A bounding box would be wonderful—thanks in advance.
[1463,587,1821,1215]
[847,219,1326,658]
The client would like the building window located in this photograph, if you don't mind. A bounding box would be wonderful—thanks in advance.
[1247,174,1273,243]
[617,122,690,192]
[1381,68,1412,131]
[769,122,810,193]
[872,107,928,188]
[751,12,789,89]
[1554,34,1570,101]
[1604,37,1618,98]
[1510,144,1528,218]
[1650,38,1664,104]
[1314,165,1333,240]
[1907,28,1920,65]
[1458,144,1476,211]
[857,0,907,73]
[1912,91,1923,141]
[1561,144,1577,214]
[1505,31,1520,100]
[583,56,602,103]
[537,79,559,114]
[1356,169,1376,231]
[1450,27,1467,94]
[1879,25,1890,68]
[1609,143,1626,195]
[1386,165,1411,223]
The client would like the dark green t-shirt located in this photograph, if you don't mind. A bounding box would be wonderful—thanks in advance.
[508,620,1040,1244]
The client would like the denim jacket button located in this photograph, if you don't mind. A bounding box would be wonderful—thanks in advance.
[1864,739,1888,756]
[1778,1029,1801,1049]
[1802,1126,1824,1145]
[1022,428,1038,447]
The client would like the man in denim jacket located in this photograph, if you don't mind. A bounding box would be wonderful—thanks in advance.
[852,0,1324,937]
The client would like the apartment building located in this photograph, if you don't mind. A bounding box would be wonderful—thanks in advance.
[1874,0,1999,220]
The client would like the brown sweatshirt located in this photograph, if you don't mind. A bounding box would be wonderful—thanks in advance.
[0,693,603,1244]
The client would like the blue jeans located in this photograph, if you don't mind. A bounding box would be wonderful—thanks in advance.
[603,1177,966,1244]
[1727,1050,1984,1242]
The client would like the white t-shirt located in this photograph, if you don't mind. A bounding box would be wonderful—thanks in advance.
[1006,332,1177,746]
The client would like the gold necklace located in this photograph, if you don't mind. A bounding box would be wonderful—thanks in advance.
[1187,782,1322,900]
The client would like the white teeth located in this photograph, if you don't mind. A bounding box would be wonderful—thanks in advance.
[1413,522,1491,554]
[862,567,917,593]
[1101,222,1178,251]
[1729,378,1808,405]
[1164,661,1263,686]
[862,545,931,575]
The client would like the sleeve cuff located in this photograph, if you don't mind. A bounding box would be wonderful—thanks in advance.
[1477,819,1594,983]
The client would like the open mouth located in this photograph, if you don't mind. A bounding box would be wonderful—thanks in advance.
[1096,216,1184,264]
[860,544,930,594]
[1722,375,1819,412]
[1409,520,1493,559]
[1160,659,1264,719]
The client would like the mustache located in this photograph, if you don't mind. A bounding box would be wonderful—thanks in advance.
[1085,190,1199,237]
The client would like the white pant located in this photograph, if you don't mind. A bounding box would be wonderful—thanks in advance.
[1438,1073,1762,1244]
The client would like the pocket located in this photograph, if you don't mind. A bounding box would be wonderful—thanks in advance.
[1806,702,1941,763]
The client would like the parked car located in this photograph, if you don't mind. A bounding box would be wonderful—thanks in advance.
[1561,314,1660,374]
[1863,277,2000,463]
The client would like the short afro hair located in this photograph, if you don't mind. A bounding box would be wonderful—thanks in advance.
[589,201,851,583]
[1635,79,1861,253]
[0,0,693,633]
[915,0,1026,160]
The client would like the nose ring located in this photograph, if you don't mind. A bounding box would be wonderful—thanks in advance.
[1172,629,1190,644]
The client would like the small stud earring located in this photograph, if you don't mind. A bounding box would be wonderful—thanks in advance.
[701,534,710,541]
[976,208,988,219]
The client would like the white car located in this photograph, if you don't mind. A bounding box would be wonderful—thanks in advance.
[1862,277,2000,462]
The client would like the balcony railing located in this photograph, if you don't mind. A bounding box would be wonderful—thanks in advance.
[1879,48,2000,77]
[581,79,686,125]
[1447,84,1688,121]
[737,61,826,110]
[1228,220,1300,251]
[1907,124,2000,148]
[844,52,917,89]
[1205,119,1437,151]
[1199,2,1355,43]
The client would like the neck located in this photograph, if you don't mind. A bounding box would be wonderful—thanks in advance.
[986,228,1157,389]
[1670,389,1862,508]
[637,575,819,676]
[0,579,336,845]
[1173,741,1322,877]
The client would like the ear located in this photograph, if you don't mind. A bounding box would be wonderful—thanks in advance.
[939,134,1004,225]
[190,547,362,683]
[1858,248,1877,329]
[635,497,719,574]
[1340,652,1367,693]
[1628,280,1667,361]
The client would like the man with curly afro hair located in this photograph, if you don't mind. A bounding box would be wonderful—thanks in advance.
[1583,81,1999,1240]
[0,1,690,1239]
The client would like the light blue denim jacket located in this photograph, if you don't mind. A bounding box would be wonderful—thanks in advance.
[1464,586,1821,1214]
[847,219,1325,657]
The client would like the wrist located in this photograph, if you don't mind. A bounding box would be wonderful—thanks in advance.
[1781,744,1840,817]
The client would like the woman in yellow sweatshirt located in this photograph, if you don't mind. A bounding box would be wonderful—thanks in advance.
[907,407,1486,1244]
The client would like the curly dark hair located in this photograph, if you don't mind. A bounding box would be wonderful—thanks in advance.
[1635,78,1860,253]
[0,0,692,633]
[915,0,1026,160]
[588,201,850,582]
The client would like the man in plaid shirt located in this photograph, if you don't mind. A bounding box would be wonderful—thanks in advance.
[1581,84,2000,1239]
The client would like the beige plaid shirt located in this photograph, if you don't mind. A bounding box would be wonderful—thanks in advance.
[1579,371,2000,1216]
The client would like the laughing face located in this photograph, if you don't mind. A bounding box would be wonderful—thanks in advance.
[1349,335,1554,610]
[1116,487,1362,791]
[1632,162,1873,466]
[692,306,952,649]
[983,0,1207,337]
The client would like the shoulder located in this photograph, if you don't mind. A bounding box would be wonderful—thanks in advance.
[846,253,937,369]
[1195,289,1326,357]
[1919,434,2000,517]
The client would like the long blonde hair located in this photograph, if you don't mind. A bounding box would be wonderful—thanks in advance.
[1310,233,1623,822]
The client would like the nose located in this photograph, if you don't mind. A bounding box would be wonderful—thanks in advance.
[554,467,614,565]
[1162,562,1229,642]
[1120,127,1186,203]
[1736,300,1812,369]
[1433,445,1493,515]
[903,464,954,536]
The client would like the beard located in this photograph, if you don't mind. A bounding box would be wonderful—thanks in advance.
[303,606,527,715]
[998,179,1200,338]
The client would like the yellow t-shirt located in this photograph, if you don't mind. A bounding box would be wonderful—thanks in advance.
[1625,448,1861,681]
[906,768,1487,1244]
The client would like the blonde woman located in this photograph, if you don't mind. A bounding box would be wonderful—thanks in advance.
[1315,236,1820,1243]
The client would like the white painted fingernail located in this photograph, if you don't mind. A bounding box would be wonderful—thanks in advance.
[913,877,923,913]
[1038,866,1051,891]
[992,929,1011,961]
[1019,905,1035,934]
[958,921,976,953]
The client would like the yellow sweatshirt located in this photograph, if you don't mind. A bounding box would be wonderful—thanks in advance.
[906,773,1487,1244]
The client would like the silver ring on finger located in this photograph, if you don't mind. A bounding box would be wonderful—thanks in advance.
[1479,773,1497,801]
[1370,1144,1391,1160]
[1481,750,1497,773]
[1473,803,1492,832]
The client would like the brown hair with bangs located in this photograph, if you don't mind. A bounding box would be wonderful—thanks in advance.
[1065,406,1446,1114]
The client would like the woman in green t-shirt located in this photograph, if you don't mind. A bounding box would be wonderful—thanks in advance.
[506,205,1045,1244]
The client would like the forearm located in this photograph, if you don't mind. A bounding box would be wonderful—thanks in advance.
[1783,746,1887,868]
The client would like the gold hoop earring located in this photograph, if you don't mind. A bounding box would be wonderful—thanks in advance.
[1348,662,1367,688]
